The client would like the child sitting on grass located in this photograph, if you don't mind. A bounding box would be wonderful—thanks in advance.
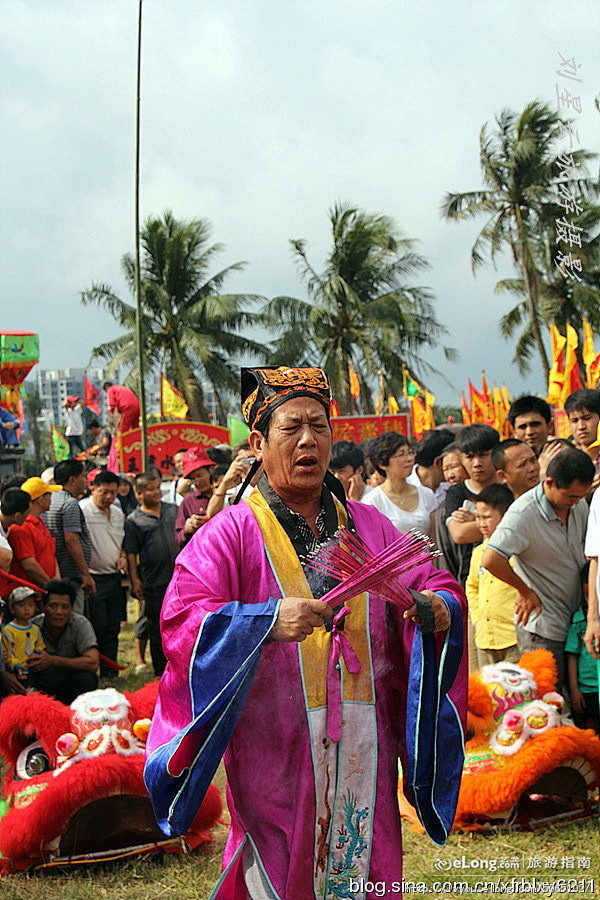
[1,586,44,685]
[466,483,519,669]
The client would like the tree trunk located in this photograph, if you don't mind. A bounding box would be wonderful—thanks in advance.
[523,263,550,378]
[513,217,550,378]
[171,345,208,421]
[340,358,352,416]
[182,377,208,422]
[24,391,44,471]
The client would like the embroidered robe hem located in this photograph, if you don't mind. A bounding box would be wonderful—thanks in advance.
[145,495,467,900]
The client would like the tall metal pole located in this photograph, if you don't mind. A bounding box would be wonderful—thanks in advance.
[134,0,148,468]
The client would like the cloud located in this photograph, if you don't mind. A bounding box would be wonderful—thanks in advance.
[1,0,597,403]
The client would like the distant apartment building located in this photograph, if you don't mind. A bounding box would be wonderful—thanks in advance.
[32,367,109,429]
[31,368,163,430]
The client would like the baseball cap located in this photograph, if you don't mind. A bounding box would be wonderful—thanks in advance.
[181,447,216,478]
[21,476,63,501]
[8,586,37,610]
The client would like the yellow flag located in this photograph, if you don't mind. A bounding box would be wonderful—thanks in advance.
[546,324,566,405]
[582,319,598,388]
[410,397,428,439]
[559,324,582,407]
[349,362,360,399]
[160,373,189,419]
[425,391,435,430]
[582,319,595,367]
[387,395,400,415]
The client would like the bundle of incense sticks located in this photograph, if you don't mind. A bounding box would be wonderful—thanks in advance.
[307,528,439,611]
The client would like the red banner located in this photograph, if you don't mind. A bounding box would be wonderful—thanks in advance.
[84,375,101,415]
[116,421,230,475]
[331,415,410,443]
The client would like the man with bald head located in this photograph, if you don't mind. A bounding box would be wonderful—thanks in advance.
[146,366,467,899]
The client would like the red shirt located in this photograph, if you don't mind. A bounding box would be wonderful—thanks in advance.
[107,384,139,413]
[8,515,57,582]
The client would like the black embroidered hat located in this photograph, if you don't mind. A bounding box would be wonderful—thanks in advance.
[241,366,331,431]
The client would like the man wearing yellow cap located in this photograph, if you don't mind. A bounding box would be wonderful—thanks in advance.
[8,477,61,588]
[146,367,467,900]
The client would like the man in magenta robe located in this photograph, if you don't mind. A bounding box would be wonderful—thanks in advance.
[145,367,467,900]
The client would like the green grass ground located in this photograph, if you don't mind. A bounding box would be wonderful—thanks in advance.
[1,607,598,899]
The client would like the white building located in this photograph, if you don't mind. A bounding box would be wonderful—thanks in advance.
[32,367,109,429]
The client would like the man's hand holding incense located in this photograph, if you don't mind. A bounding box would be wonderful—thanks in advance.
[271,597,333,642]
[403,590,450,633]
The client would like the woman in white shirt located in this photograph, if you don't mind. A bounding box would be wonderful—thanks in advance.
[362,431,436,536]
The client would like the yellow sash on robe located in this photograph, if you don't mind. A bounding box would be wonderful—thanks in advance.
[245,490,374,709]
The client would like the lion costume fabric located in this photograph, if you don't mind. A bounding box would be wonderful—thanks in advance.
[399,650,600,831]
[0,683,222,874]
[457,649,600,829]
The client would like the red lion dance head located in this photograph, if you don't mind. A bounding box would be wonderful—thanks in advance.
[0,683,222,874]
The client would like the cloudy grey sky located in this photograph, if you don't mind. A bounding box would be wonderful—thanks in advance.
[1,0,598,404]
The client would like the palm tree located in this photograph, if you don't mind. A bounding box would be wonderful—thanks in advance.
[496,199,600,376]
[441,101,597,378]
[81,212,265,422]
[262,203,451,414]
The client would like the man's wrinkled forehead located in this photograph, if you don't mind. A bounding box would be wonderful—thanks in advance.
[505,444,536,465]
[273,400,330,427]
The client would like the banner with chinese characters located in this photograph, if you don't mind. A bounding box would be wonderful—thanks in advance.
[116,421,230,475]
[331,414,409,443]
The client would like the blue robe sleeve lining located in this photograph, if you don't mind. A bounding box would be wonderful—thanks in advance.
[406,589,465,845]
[144,597,281,836]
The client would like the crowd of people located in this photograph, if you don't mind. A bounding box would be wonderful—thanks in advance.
[1,387,599,736]
[0,368,599,897]
[0,437,259,701]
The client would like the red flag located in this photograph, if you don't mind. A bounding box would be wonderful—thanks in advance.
[84,374,101,415]
[469,378,494,425]
[0,569,44,599]
[481,373,494,422]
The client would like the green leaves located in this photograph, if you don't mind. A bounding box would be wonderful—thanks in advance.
[81,212,265,421]
[264,202,449,413]
[442,100,599,377]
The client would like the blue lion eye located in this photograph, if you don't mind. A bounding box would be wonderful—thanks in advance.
[15,741,51,779]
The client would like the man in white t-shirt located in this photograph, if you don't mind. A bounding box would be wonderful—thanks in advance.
[407,429,455,510]
[80,470,126,677]
[161,448,187,506]
[64,396,85,458]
